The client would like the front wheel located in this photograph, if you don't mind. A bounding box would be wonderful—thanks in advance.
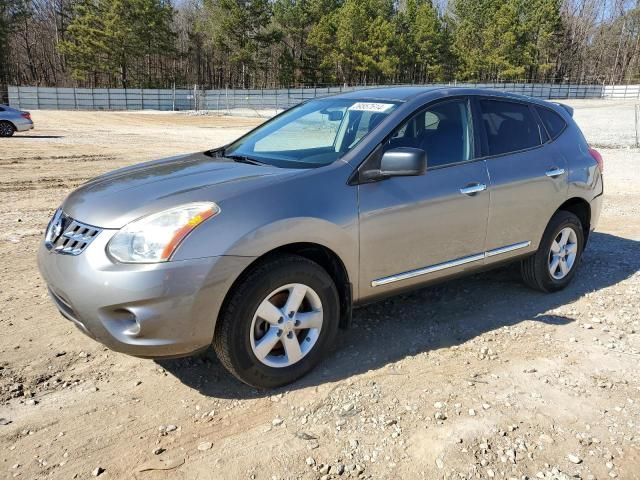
[213,255,339,388]
[521,211,584,292]
[0,121,16,137]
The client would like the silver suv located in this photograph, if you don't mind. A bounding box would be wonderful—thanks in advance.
[38,88,603,388]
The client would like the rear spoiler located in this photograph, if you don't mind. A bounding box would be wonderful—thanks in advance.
[553,102,574,117]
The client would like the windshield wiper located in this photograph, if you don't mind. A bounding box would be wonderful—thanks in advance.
[224,154,265,166]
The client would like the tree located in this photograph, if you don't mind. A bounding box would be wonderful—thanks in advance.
[0,0,19,92]
[201,0,275,88]
[449,0,562,81]
[272,0,339,85]
[4,0,640,88]
[58,0,107,85]
[525,0,563,80]
[59,0,174,87]
[104,0,175,87]
[482,0,528,80]
[309,0,397,84]
[412,0,450,82]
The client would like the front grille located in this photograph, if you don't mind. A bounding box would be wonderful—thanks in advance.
[45,209,101,255]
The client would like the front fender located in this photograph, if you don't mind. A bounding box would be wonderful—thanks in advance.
[176,216,358,295]
[226,217,357,279]
[171,162,360,297]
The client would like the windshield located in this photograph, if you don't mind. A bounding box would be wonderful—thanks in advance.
[224,98,400,168]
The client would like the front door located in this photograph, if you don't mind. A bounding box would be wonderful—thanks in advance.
[358,98,490,300]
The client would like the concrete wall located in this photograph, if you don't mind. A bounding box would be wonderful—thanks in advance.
[8,83,639,112]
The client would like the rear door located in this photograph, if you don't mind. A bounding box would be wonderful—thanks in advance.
[477,97,568,256]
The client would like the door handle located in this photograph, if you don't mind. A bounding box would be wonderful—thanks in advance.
[545,167,565,178]
[459,183,487,195]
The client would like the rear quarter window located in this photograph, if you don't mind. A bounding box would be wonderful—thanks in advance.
[536,106,567,140]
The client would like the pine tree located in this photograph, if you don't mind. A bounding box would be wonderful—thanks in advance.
[201,0,274,88]
[393,0,419,82]
[449,0,496,80]
[7,0,635,88]
[59,0,175,87]
[272,0,340,85]
[308,0,397,84]
[413,0,448,82]
[58,0,109,86]
[449,0,562,82]
[0,0,16,90]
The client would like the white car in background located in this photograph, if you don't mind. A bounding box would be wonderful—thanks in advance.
[0,105,34,136]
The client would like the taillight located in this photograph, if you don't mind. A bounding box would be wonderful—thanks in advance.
[589,147,603,173]
[20,111,31,120]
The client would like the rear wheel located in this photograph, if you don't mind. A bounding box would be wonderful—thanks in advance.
[213,254,339,388]
[0,121,15,137]
[521,211,584,292]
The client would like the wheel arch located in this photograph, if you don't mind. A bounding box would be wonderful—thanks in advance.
[218,242,353,332]
[556,197,591,245]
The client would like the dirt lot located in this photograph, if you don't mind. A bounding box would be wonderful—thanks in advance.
[1,101,639,480]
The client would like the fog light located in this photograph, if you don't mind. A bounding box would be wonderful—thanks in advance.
[112,309,140,336]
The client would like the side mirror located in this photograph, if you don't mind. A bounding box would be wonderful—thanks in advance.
[354,147,427,184]
[379,147,427,177]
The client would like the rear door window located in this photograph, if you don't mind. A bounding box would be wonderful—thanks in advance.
[536,106,567,140]
[479,99,542,156]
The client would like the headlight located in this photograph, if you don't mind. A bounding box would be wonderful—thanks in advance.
[107,202,220,263]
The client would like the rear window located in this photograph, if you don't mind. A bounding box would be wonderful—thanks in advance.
[480,99,542,156]
[536,106,567,140]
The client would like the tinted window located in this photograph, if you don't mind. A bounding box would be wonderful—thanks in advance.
[480,100,542,156]
[386,99,473,168]
[536,106,567,140]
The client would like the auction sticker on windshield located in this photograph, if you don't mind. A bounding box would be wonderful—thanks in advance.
[348,102,395,112]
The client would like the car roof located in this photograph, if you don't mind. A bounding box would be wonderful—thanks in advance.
[328,86,447,101]
[324,86,549,104]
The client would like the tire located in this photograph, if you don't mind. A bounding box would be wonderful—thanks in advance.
[521,210,584,292]
[0,121,15,137]
[213,254,340,388]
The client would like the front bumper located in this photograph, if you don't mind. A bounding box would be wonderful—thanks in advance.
[37,229,254,358]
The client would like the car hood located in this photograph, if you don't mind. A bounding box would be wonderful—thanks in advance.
[62,151,298,228]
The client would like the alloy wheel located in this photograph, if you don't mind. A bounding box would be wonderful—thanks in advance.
[0,122,14,137]
[250,283,323,368]
[548,227,578,280]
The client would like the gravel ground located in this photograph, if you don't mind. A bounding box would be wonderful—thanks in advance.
[567,99,639,148]
[0,100,639,480]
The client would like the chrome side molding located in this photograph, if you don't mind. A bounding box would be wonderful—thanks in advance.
[371,253,485,287]
[485,240,531,257]
[371,241,531,287]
